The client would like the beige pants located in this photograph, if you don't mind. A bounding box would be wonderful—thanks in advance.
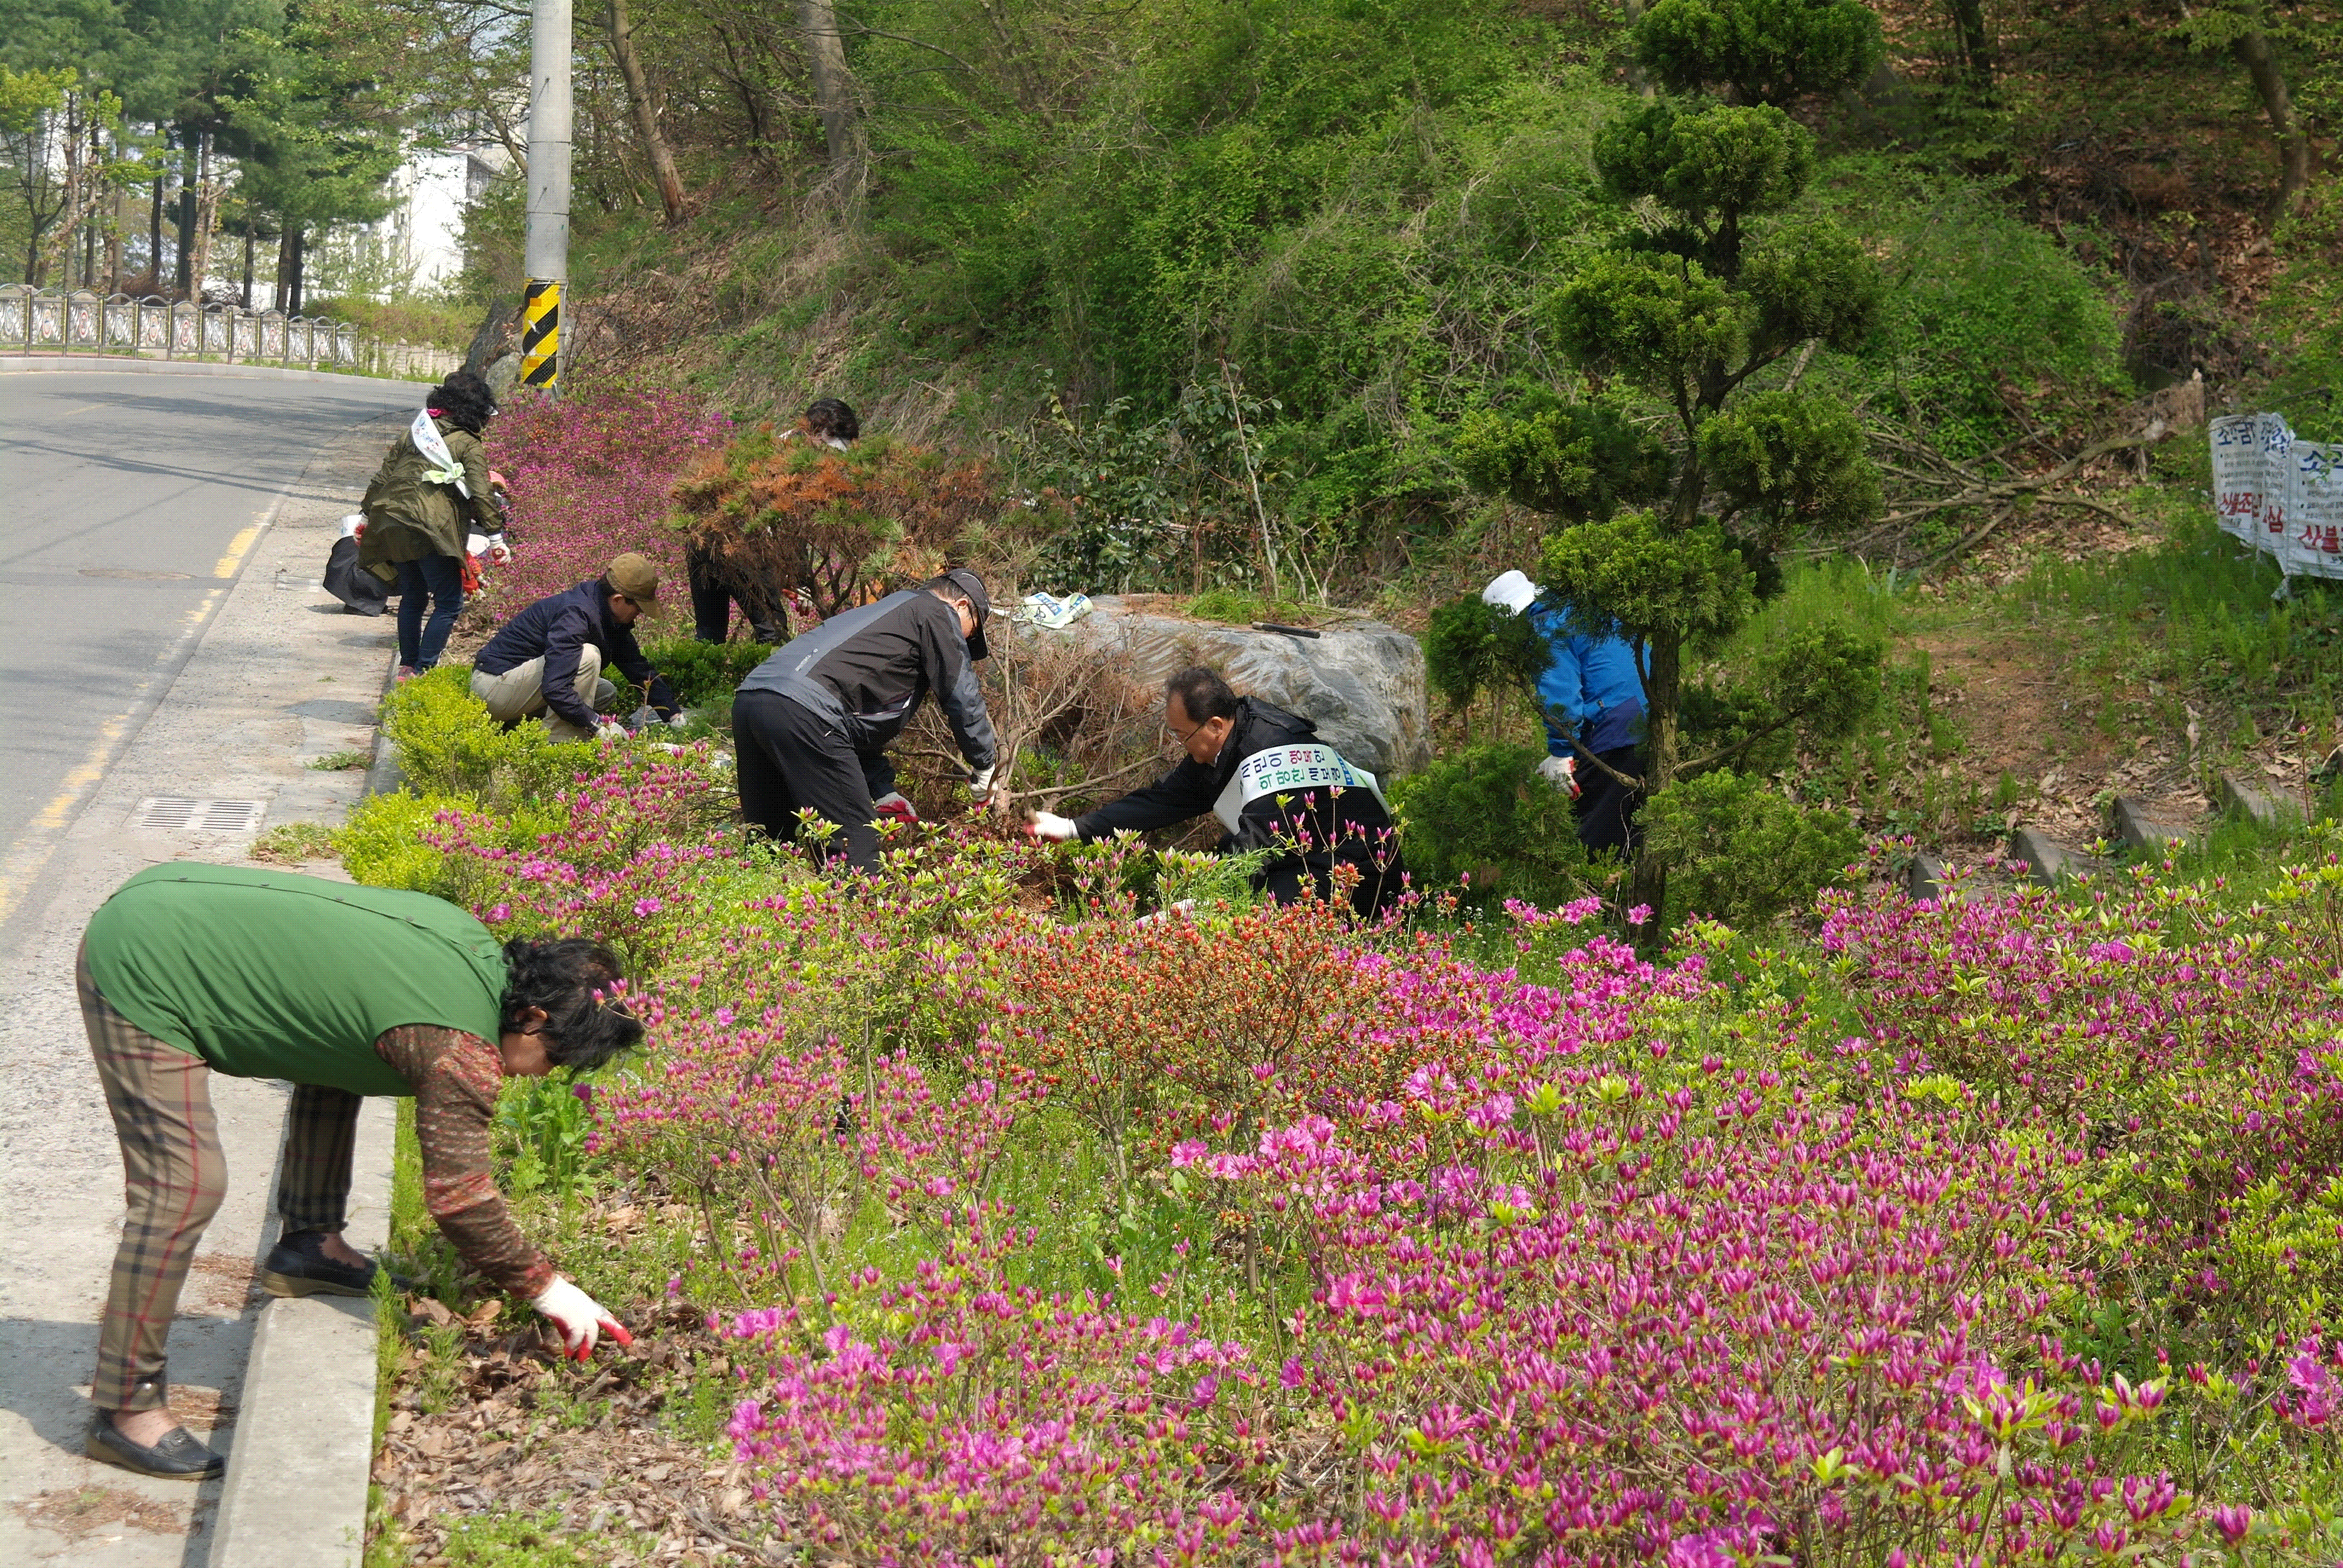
[470,650,618,742]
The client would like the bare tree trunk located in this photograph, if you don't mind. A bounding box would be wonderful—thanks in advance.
[795,0,865,177]
[605,0,689,223]
[1625,629,1679,957]
[287,226,304,315]
[175,134,197,297]
[148,165,163,290]
[275,226,293,310]
[188,131,219,300]
[240,227,255,307]
[1947,0,1994,90]
[2232,21,2312,217]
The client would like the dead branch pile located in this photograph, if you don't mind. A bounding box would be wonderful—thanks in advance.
[897,621,1170,822]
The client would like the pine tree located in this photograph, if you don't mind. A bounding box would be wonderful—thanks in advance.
[1454,0,1892,939]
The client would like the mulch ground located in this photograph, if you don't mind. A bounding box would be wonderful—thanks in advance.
[369,1299,793,1567]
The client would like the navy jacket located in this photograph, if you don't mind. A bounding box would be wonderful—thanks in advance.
[475,580,679,729]
[1525,602,1645,761]
[1073,698,1405,917]
[736,590,997,771]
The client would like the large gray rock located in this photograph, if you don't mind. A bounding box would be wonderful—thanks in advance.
[1024,595,1430,779]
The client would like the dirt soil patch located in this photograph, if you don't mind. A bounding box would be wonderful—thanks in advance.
[12,1483,183,1544]
[371,1300,788,1567]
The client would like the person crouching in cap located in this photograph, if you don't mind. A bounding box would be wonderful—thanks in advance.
[470,552,685,742]
[730,569,998,871]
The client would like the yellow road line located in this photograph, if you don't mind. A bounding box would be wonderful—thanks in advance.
[214,521,263,579]
[0,587,223,928]
[0,713,129,929]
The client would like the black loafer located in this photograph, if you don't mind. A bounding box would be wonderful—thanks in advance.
[87,1416,223,1479]
[259,1230,377,1298]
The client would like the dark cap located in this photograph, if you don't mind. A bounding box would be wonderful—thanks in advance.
[943,567,991,660]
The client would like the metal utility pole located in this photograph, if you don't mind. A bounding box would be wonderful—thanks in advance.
[522,0,572,392]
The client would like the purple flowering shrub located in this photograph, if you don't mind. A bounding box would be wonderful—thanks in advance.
[483,385,732,622]
[358,731,2343,1557]
[1818,857,2343,1344]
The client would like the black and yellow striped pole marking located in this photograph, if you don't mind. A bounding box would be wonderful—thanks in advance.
[520,279,560,390]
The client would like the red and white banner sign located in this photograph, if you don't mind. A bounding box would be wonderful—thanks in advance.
[2210,413,2343,581]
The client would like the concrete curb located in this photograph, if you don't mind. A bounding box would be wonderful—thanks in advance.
[0,353,430,388]
[207,656,405,1568]
[207,1101,396,1568]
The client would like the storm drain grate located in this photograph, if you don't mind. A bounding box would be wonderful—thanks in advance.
[133,797,268,833]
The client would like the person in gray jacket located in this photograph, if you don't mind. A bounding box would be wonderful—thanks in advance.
[730,570,998,871]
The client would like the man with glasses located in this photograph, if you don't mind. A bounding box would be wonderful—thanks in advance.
[471,552,686,741]
[74,864,644,1478]
[1027,665,1406,917]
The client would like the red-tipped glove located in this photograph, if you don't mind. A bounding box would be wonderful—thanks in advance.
[531,1277,633,1361]
[874,791,919,826]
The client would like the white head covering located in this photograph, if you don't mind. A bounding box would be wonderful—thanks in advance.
[1480,569,1539,615]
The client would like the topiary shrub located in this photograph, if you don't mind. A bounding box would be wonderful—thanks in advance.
[1421,595,1548,736]
[1639,766,1858,930]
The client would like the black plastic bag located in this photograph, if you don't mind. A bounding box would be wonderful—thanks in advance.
[324,534,390,616]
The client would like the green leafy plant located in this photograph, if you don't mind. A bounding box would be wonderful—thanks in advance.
[1421,595,1549,737]
[494,1073,598,1203]
[379,665,597,806]
[250,821,339,864]
[1390,743,1600,906]
[638,635,778,711]
[307,749,373,772]
[1640,766,1861,929]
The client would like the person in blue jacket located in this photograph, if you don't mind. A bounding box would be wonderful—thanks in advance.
[1483,570,1645,855]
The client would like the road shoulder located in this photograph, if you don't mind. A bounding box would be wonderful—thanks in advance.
[0,410,404,1568]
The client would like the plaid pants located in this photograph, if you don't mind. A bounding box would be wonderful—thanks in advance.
[79,944,363,1413]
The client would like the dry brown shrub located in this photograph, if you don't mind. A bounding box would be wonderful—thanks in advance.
[896,618,1172,823]
[670,424,1009,621]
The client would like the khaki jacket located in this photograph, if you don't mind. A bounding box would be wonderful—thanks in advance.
[358,417,506,568]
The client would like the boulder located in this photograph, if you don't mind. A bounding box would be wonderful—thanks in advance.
[1022,595,1431,779]
[482,351,522,405]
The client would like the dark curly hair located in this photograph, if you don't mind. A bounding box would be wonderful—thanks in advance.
[429,369,500,436]
[500,938,643,1070]
[804,397,859,442]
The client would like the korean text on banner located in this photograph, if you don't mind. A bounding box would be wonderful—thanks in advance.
[2211,414,2264,543]
[2286,440,2343,577]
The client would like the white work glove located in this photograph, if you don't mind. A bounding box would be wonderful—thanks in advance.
[874,791,919,825]
[484,531,511,564]
[665,710,691,730]
[969,765,997,799]
[531,1276,633,1362]
[1536,755,1581,797]
[1026,810,1079,842]
[594,719,630,743]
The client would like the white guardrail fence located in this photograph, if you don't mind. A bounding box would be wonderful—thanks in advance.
[0,285,459,379]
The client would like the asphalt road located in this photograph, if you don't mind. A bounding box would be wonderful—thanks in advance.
[0,368,418,916]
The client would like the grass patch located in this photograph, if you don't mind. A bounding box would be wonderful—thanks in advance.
[309,749,374,772]
[249,821,341,864]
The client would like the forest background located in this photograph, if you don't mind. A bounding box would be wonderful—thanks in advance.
[6,0,2342,919]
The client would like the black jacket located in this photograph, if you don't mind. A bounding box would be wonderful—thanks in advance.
[474,580,679,729]
[736,590,997,769]
[1075,698,1405,916]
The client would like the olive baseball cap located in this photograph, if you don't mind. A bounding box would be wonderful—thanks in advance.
[607,552,663,611]
[944,567,991,660]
